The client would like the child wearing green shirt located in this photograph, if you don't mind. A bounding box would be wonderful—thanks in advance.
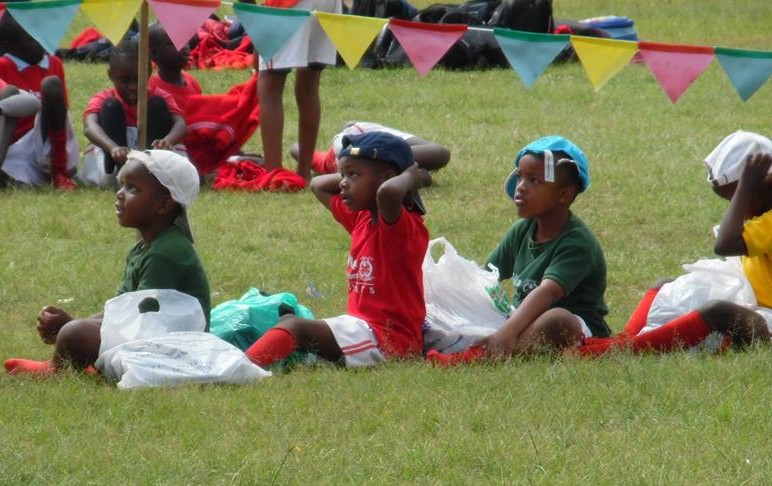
[5,150,210,375]
[428,136,610,364]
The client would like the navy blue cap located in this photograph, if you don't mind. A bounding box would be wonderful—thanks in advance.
[339,131,426,214]
[504,136,591,200]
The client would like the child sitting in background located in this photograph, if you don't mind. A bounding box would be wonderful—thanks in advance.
[5,150,211,376]
[428,136,611,365]
[148,22,202,113]
[577,131,771,357]
[297,120,450,185]
[80,37,187,187]
[0,14,78,190]
[245,131,428,368]
[148,22,260,176]
[0,80,41,183]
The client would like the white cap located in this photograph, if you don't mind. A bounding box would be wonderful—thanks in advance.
[121,150,200,240]
[704,130,772,187]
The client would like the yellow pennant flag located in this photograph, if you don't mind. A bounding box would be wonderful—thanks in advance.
[314,12,387,69]
[81,0,144,46]
[570,36,639,91]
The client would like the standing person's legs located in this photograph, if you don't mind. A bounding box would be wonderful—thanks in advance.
[294,67,322,181]
[258,70,289,172]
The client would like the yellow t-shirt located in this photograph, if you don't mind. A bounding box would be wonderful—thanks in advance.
[742,210,772,308]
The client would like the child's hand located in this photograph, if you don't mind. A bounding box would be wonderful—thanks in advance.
[740,152,772,189]
[110,146,130,165]
[151,138,171,150]
[475,328,517,360]
[36,306,73,344]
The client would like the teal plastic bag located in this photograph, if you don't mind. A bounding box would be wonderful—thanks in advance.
[210,288,314,351]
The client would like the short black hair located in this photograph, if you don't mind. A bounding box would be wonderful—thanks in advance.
[109,37,139,69]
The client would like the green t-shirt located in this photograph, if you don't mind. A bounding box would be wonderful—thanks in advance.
[486,214,610,337]
[117,226,211,328]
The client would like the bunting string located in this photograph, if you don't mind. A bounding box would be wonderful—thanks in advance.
[1,0,770,102]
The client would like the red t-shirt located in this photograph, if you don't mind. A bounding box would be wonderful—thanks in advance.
[0,78,7,89]
[330,195,429,357]
[148,71,202,114]
[0,54,67,140]
[83,86,183,127]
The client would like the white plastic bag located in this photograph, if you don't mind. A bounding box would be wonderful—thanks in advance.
[423,237,509,353]
[644,257,757,332]
[96,332,271,389]
[99,289,207,357]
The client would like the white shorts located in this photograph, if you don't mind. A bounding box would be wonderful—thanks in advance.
[324,314,385,368]
[258,0,342,71]
[1,114,78,185]
[575,315,593,339]
[77,127,186,188]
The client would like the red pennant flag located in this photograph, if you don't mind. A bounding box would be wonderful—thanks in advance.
[638,42,715,104]
[388,19,466,76]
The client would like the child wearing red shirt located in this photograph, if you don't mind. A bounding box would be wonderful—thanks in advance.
[0,14,78,189]
[245,132,429,368]
[80,37,186,187]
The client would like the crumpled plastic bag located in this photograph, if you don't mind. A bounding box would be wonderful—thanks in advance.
[96,332,271,389]
[644,257,757,333]
[423,237,509,353]
[98,289,207,357]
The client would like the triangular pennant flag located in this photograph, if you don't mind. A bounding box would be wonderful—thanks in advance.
[388,19,467,76]
[638,42,714,104]
[715,46,772,102]
[81,0,143,46]
[570,36,638,91]
[494,28,569,88]
[233,3,311,62]
[6,0,82,54]
[314,12,386,69]
[148,0,220,51]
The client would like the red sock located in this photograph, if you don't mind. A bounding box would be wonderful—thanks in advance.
[245,327,297,367]
[426,346,485,367]
[311,147,337,174]
[48,128,76,189]
[576,311,711,357]
[4,358,56,376]
[574,337,623,357]
[627,310,711,353]
[619,288,659,337]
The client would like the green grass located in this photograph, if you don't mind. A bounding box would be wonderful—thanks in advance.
[2,0,772,483]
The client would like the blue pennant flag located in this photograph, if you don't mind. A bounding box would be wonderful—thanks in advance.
[494,28,569,88]
[715,47,772,102]
[233,4,311,62]
[6,0,82,55]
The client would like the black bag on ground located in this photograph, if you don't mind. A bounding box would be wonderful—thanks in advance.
[381,0,553,70]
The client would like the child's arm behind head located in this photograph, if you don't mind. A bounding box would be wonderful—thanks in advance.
[376,162,422,224]
[310,173,343,211]
[714,153,772,256]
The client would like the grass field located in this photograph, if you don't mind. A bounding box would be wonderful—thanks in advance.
[2,0,772,484]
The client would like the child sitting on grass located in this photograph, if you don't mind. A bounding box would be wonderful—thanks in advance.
[245,131,428,368]
[0,80,41,183]
[0,14,79,190]
[428,136,611,365]
[147,22,260,176]
[296,120,450,186]
[81,37,187,186]
[576,131,771,357]
[5,150,211,376]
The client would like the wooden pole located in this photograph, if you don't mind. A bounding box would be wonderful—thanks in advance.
[137,0,150,149]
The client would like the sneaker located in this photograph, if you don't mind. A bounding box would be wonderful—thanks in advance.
[53,172,77,190]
